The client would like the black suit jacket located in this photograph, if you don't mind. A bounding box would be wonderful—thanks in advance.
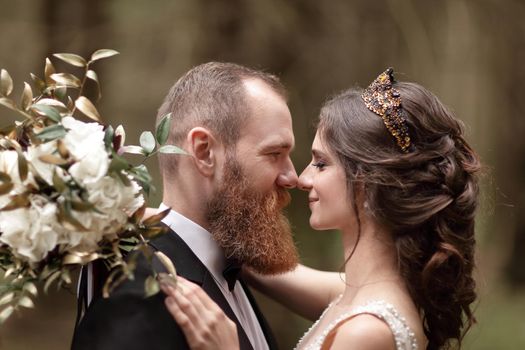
[71,226,278,350]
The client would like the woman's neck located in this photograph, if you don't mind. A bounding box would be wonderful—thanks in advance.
[340,221,401,302]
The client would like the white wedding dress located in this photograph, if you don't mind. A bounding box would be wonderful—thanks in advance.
[293,296,418,350]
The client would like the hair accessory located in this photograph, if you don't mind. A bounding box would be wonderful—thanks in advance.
[361,68,412,153]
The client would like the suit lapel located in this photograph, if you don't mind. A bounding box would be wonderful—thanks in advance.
[240,280,279,350]
[149,226,254,350]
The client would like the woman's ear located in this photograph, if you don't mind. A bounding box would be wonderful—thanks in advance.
[186,127,220,177]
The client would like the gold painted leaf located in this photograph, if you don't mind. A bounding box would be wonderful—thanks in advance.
[0,69,13,96]
[38,154,68,165]
[18,296,34,309]
[0,194,30,211]
[0,97,18,111]
[154,251,177,276]
[30,73,46,93]
[16,148,28,182]
[57,139,69,158]
[51,73,81,88]
[90,49,119,62]
[0,182,13,195]
[63,252,99,265]
[43,270,61,294]
[142,207,171,226]
[86,69,101,100]
[23,282,38,296]
[44,58,56,85]
[144,276,160,298]
[53,53,87,67]
[0,306,14,324]
[0,292,14,306]
[20,82,33,110]
[75,96,100,121]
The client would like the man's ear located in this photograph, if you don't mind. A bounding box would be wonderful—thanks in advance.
[186,127,220,177]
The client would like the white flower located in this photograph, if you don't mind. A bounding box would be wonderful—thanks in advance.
[25,141,57,185]
[62,116,109,184]
[0,196,60,263]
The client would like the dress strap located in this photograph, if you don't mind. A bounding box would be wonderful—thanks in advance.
[323,300,418,350]
[295,298,418,350]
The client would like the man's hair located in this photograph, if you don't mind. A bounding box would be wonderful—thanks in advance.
[156,62,286,174]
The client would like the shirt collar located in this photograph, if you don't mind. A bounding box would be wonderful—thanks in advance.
[159,203,228,288]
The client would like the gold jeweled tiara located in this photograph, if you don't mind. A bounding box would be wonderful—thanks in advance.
[361,68,412,153]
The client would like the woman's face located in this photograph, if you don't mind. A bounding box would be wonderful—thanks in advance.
[298,131,352,230]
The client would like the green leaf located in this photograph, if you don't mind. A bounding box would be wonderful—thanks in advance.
[104,125,114,149]
[139,131,156,154]
[35,124,67,142]
[51,73,81,88]
[90,49,119,62]
[75,96,100,121]
[0,69,13,96]
[120,145,145,155]
[18,296,34,309]
[0,306,14,324]
[31,104,61,122]
[144,276,160,298]
[20,82,33,110]
[53,53,87,68]
[158,145,187,155]
[155,113,172,145]
[44,58,56,85]
[34,98,68,112]
[108,154,130,172]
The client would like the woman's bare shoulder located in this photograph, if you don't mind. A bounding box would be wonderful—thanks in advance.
[329,313,396,350]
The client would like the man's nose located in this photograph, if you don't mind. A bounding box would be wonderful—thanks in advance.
[277,161,298,189]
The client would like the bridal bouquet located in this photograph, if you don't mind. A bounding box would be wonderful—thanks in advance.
[0,50,181,323]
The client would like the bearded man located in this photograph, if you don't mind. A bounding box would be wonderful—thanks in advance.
[71,62,299,350]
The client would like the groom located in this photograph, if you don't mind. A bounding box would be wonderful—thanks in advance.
[71,62,299,350]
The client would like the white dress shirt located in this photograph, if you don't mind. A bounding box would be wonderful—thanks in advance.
[159,204,270,350]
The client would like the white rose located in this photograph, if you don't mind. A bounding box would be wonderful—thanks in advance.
[0,196,59,263]
[61,116,109,184]
[25,141,57,185]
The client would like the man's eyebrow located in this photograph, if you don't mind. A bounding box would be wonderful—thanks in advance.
[261,141,295,151]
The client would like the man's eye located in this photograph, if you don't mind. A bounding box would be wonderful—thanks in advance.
[311,161,326,169]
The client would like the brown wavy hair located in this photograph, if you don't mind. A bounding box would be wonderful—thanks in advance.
[318,81,480,349]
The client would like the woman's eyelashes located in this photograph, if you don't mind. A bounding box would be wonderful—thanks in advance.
[311,160,326,170]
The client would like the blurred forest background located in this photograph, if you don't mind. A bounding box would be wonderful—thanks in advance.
[0,0,524,349]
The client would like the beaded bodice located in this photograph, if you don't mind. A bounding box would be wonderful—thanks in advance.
[294,297,418,350]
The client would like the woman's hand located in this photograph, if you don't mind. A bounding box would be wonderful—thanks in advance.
[160,275,240,350]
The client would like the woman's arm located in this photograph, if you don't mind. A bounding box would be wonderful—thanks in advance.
[244,264,346,321]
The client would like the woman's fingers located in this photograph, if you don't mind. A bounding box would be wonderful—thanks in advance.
[161,276,240,350]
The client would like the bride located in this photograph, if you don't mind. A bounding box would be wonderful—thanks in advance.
[159,69,480,350]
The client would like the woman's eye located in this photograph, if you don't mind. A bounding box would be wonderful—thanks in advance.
[311,161,326,169]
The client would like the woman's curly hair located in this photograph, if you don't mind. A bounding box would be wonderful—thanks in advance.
[318,81,480,349]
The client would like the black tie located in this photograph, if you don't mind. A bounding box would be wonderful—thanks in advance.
[222,258,242,291]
